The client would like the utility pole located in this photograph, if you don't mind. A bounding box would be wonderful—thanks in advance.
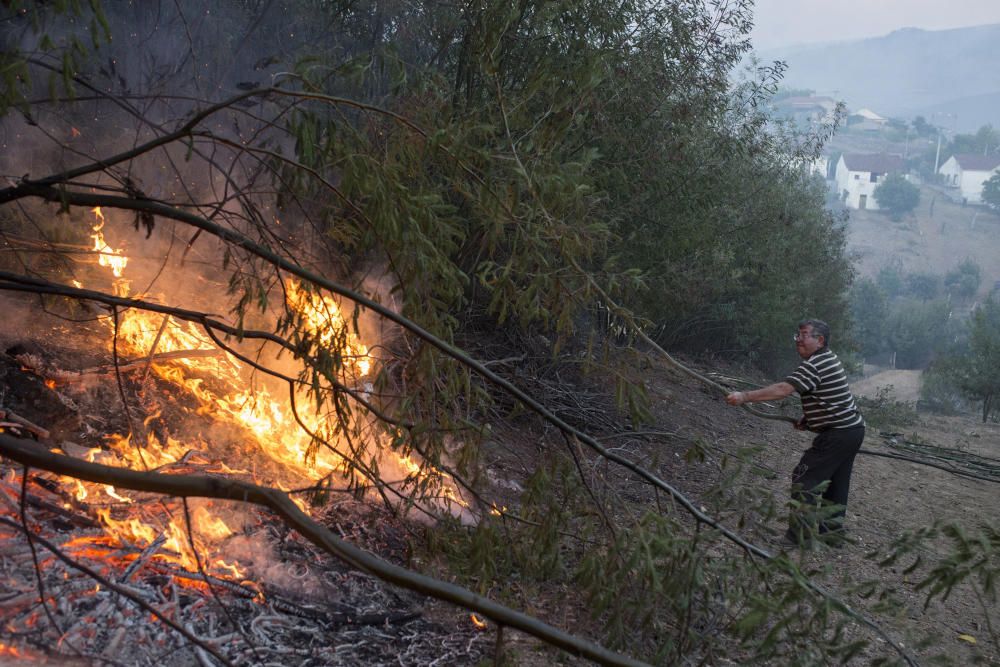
[934,130,942,175]
[931,112,955,178]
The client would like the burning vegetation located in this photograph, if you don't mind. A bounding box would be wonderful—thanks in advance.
[5,2,994,667]
[0,202,488,663]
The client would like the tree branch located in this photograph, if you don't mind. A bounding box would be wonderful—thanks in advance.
[0,432,647,667]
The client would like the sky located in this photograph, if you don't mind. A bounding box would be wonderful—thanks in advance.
[750,0,1000,51]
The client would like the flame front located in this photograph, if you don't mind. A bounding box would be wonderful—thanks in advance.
[90,207,128,281]
[59,208,466,587]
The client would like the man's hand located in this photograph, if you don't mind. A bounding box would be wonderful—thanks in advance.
[793,416,807,431]
[725,391,746,406]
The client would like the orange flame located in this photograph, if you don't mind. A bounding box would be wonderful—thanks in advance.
[90,207,128,280]
[470,613,487,630]
[66,207,468,585]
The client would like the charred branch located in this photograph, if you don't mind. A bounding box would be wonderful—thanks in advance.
[0,431,648,667]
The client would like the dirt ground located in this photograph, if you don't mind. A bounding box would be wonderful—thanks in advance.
[845,185,1000,297]
[853,369,923,404]
[633,354,999,665]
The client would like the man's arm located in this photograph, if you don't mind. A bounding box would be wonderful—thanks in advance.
[725,382,796,406]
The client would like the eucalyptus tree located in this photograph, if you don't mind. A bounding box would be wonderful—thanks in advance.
[0,1,927,665]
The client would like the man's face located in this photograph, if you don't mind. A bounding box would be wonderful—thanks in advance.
[794,325,825,358]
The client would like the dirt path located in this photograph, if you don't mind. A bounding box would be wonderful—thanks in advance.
[852,369,923,403]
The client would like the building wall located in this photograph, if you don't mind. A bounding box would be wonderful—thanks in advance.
[835,157,883,210]
[939,156,961,187]
[959,169,997,204]
[938,157,999,203]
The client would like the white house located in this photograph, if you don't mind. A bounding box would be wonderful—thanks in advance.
[848,108,889,132]
[938,154,1000,204]
[835,153,906,210]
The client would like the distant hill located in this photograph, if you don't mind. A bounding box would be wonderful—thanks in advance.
[756,24,1000,132]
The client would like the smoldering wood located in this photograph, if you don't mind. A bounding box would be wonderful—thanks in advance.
[0,408,51,440]
[17,348,223,384]
[0,431,648,667]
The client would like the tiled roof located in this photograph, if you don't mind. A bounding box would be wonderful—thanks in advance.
[952,153,1000,171]
[841,153,905,174]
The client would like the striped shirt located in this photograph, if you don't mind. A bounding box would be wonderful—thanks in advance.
[785,348,864,431]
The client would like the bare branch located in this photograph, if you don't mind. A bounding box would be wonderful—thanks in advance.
[0,432,648,667]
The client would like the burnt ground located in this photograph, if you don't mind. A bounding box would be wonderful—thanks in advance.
[0,288,997,665]
[0,295,491,666]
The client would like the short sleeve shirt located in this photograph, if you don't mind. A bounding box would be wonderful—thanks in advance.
[785,348,864,430]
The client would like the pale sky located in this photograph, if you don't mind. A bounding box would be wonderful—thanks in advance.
[751,0,1000,50]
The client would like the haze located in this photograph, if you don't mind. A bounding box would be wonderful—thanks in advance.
[752,0,1000,50]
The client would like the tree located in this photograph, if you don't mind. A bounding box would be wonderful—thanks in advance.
[873,173,920,220]
[883,298,950,368]
[983,172,1000,213]
[945,124,1000,158]
[944,259,982,299]
[906,272,941,301]
[949,298,1000,421]
[0,2,919,665]
[848,277,888,359]
[912,116,934,137]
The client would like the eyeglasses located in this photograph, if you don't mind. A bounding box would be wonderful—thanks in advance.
[793,332,820,342]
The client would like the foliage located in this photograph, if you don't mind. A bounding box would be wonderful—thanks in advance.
[848,277,888,358]
[911,115,934,138]
[0,0,900,664]
[883,298,950,369]
[983,172,1000,214]
[873,173,920,220]
[946,124,1000,158]
[905,271,941,301]
[876,263,906,298]
[920,358,973,415]
[944,259,982,300]
[876,522,1000,654]
[936,297,1000,422]
[856,386,919,431]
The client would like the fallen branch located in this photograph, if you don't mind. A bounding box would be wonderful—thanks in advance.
[27,349,223,384]
[0,271,919,665]
[0,432,648,667]
[0,408,50,440]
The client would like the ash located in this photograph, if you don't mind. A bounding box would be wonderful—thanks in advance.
[0,325,489,665]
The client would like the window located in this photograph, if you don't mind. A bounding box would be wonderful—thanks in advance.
[870,173,879,183]
[854,174,860,180]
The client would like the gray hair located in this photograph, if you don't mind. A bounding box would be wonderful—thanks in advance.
[798,318,831,347]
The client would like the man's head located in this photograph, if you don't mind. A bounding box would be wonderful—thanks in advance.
[794,319,830,358]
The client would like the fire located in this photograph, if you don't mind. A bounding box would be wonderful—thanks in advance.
[0,642,30,658]
[285,281,371,378]
[90,207,128,280]
[56,207,467,588]
[470,613,487,630]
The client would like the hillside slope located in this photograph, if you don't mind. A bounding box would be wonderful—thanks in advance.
[758,24,1000,128]
[635,353,998,665]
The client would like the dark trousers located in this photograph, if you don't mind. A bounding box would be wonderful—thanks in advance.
[788,425,865,539]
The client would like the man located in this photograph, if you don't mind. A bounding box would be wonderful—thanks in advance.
[725,319,865,547]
